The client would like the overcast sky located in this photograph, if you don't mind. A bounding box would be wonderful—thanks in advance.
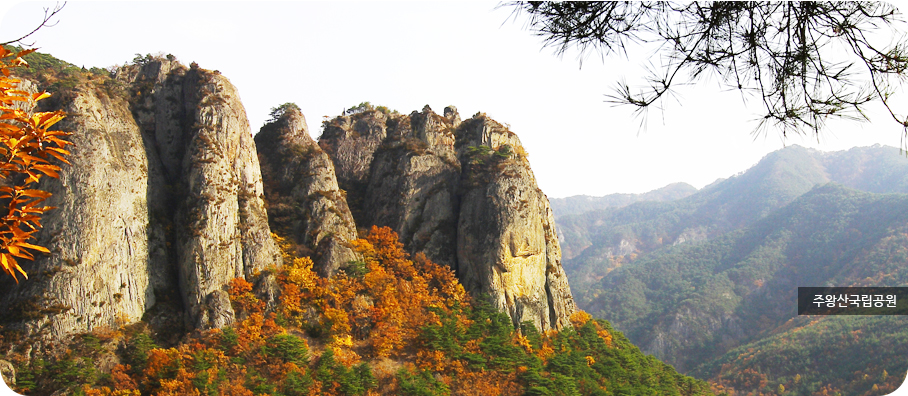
[2,1,905,198]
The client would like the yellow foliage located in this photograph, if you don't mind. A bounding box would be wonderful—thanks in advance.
[285,256,318,290]
[81,386,142,396]
[537,342,555,363]
[597,329,613,347]
[515,333,533,354]
[450,368,522,396]
[0,47,72,282]
[415,349,448,372]
[157,369,202,396]
[228,277,252,296]
[83,226,538,395]
[569,310,592,327]
[333,346,362,367]
[323,306,352,337]
[332,334,353,348]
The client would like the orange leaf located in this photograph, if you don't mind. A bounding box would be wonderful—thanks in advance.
[19,189,52,198]
[31,92,51,101]
[16,242,49,254]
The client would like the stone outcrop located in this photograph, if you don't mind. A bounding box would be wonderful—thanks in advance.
[456,115,575,331]
[0,53,577,341]
[0,81,157,341]
[125,59,281,329]
[319,106,576,330]
[0,58,281,341]
[318,109,389,225]
[255,108,357,276]
[361,106,461,269]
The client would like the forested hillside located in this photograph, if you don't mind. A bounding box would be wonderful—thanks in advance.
[553,183,697,260]
[560,145,908,304]
[11,227,713,396]
[553,145,908,396]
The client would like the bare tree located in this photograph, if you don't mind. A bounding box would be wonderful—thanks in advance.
[1,2,66,47]
[506,2,908,146]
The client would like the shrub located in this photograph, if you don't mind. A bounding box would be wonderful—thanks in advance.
[315,348,376,395]
[123,333,157,371]
[262,333,309,365]
[268,102,301,122]
[397,367,449,396]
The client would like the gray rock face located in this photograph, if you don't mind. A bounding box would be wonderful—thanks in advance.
[363,106,461,269]
[0,53,576,341]
[642,307,744,373]
[255,109,357,276]
[197,289,236,329]
[0,359,15,386]
[0,84,156,341]
[125,60,281,329]
[318,111,388,225]
[0,58,281,341]
[456,115,576,331]
[320,108,576,331]
[672,226,708,246]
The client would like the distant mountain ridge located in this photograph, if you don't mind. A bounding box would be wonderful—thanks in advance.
[587,184,908,394]
[552,144,908,395]
[550,182,698,218]
[556,144,908,274]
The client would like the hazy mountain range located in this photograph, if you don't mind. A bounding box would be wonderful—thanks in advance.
[553,144,908,395]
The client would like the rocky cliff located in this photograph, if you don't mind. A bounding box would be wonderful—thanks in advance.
[255,107,357,277]
[0,76,157,343]
[0,57,575,343]
[319,106,576,330]
[128,60,282,330]
[0,58,282,343]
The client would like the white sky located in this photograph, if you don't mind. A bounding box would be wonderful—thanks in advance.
[2,1,905,198]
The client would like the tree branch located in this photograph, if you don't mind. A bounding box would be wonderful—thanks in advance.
[0,2,66,47]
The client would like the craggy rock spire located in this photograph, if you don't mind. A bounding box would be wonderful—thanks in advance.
[0,58,282,341]
[319,105,576,331]
[361,105,461,270]
[317,108,388,225]
[0,53,575,342]
[255,107,358,277]
[127,60,282,329]
[456,114,576,331]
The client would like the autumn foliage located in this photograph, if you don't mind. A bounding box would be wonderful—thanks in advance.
[0,46,71,282]
[49,227,712,395]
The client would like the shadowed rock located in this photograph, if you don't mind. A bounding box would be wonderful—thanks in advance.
[256,108,358,277]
